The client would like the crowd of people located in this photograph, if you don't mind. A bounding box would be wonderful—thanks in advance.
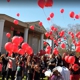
[0,52,80,80]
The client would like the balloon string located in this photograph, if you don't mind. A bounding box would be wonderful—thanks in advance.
[42,9,50,26]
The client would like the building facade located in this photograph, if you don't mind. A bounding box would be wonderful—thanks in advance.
[0,14,46,54]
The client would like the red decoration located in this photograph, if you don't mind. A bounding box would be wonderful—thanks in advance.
[19,36,23,43]
[12,36,20,46]
[39,22,43,26]
[7,0,10,2]
[21,42,29,51]
[53,48,59,55]
[59,30,65,37]
[11,27,14,31]
[30,25,34,30]
[47,17,50,21]
[17,13,20,17]
[13,43,18,53]
[38,0,45,8]
[45,32,50,38]
[18,49,25,55]
[65,56,69,63]
[45,0,53,7]
[68,56,75,64]
[72,64,79,71]
[69,11,75,18]
[13,20,18,25]
[27,47,33,55]
[4,42,13,52]
[60,43,66,49]
[50,12,54,18]
[76,46,80,52]
[60,9,64,13]
[43,41,47,46]
[51,26,54,30]
[75,14,79,19]
[6,33,11,38]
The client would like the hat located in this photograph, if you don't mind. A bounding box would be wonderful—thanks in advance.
[52,68,58,73]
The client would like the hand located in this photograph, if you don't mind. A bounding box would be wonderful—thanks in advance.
[42,70,45,73]
[49,63,51,65]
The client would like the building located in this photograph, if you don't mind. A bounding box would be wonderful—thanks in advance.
[0,14,47,54]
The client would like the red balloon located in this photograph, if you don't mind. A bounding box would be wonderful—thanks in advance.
[53,48,59,55]
[30,25,34,30]
[68,56,75,64]
[65,56,69,63]
[75,14,79,19]
[60,9,64,13]
[12,36,20,46]
[49,31,53,35]
[45,32,50,38]
[45,0,53,7]
[69,11,75,18]
[60,43,66,49]
[39,22,43,26]
[76,46,80,52]
[17,13,20,17]
[19,36,23,43]
[38,0,45,8]
[72,64,79,71]
[13,44,18,53]
[51,26,54,30]
[11,27,14,31]
[50,12,54,18]
[18,49,25,55]
[4,42,13,52]
[47,17,51,21]
[76,32,80,37]
[45,49,51,54]
[27,47,33,55]
[6,33,11,38]
[13,20,18,25]
[43,41,47,46]
[53,39,57,44]
[59,30,65,37]
[76,41,80,46]
[7,0,10,2]
[21,42,29,50]
[50,36,54,40]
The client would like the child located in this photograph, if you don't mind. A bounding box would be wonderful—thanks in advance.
[50,68,64,80]
[15,61,23,80]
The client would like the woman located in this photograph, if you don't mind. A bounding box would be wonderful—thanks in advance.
[33,63,41,80]
[26,56,34,80]
[40,56,47,80]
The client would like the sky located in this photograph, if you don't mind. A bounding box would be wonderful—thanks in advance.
[0,0,80,45]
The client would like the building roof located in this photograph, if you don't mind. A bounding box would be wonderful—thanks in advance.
[0,14,47,34]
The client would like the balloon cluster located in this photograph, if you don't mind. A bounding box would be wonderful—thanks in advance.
[38,0,53,9]
[4,36,33,56]
[64,55,79,71]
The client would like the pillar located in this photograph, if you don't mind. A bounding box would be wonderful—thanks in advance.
[40,34,44,50]
[24,28,28,42]
[52,40,54,52]
[0,19,5,52]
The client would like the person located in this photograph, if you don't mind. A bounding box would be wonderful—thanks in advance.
[47,54,56,71]
[1,54,8,80]
[40,56,47,80]
[69,56,80,80]
[26,56,34,80]
[33,63,41,80]
[15,61,23,80]
[50,68,64,80]
[6,53,16,80]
